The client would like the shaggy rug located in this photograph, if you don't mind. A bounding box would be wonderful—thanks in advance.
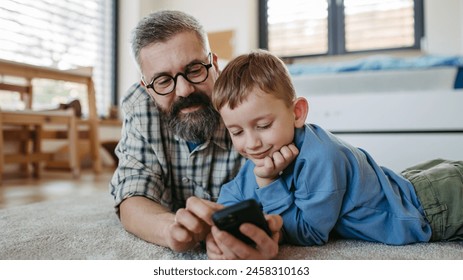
[1,191,462,260]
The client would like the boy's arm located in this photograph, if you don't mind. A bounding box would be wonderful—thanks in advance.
[255,147,348,246]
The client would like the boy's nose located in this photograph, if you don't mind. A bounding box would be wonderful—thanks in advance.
[246,133,262,150]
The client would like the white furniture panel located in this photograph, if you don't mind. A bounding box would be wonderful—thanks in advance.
[293,68,463,172]
[337,133,463,172]
[304,90,463,131]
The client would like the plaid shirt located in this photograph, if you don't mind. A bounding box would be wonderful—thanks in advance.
[110,83,244,212]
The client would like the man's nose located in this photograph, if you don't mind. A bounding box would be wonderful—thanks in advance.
[174,75,195,98]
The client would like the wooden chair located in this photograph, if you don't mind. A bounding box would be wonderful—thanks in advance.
[0,108,79,183]
[0,59,102,183]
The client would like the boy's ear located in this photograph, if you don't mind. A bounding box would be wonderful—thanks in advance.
[293,97,309,128]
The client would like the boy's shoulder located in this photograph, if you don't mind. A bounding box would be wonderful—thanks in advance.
[297,123,352,159]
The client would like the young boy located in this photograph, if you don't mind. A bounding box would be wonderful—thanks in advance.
[211,49,463,247]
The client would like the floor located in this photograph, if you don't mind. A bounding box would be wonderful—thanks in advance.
[0,169,114,209]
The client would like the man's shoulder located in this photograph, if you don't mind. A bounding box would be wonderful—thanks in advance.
[120,82,159,116]
[121,82,151,107]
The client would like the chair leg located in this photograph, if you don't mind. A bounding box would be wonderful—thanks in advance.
[0,114,4,185]
[19,125,31,177]
[31,124,42,178]
[68,115,79,178]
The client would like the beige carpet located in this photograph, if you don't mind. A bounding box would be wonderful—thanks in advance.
[1,191,462,260]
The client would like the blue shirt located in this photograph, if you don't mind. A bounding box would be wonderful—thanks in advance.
[217,124,432,246]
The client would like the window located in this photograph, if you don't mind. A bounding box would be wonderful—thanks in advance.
[259,0,424,58]
[0,0,117,117]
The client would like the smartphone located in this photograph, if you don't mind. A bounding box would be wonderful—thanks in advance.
[212,199,271,245]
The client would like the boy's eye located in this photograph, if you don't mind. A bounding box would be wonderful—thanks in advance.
[257,123,272,130]
[229,130,243,137]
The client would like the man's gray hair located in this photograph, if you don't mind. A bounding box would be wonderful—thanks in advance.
[131,10,209,69]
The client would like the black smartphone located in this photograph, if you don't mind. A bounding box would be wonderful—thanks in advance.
[212,199,271,245]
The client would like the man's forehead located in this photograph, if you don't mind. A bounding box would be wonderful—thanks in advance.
[140,35,207,78]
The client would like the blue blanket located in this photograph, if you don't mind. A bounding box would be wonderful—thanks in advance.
[288,55,463,75]
[288,55,463,89]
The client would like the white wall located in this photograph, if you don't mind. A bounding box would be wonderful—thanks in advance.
[461,1,463,54]
[423,0,463,55]
[149,0,259,55]
[117,0,142,105]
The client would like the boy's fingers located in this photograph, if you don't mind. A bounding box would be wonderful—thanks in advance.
[288,144,299,156]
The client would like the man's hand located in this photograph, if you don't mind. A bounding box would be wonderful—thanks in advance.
[253,144,299,187]
[206,214,283,260]
[165,213,208,252]
[167,197,224,252]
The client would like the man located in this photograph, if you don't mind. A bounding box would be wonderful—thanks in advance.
[109,10,282,259]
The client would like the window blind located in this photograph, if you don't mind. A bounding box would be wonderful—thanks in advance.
[0,0,116,117]
[264,0,420,57]
[267,0,328,56]
[344,0,415,51]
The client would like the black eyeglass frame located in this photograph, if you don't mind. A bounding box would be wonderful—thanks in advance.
[143,52,213,96]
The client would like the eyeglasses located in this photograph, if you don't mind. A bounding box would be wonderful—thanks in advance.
[143,53,213,96]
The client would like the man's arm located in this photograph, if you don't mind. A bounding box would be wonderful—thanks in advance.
[119,196,206,252]
[114,84,207,251]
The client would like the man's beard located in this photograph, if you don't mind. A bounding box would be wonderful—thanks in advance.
[158,92,220,143]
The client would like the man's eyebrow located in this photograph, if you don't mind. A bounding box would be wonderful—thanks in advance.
[147,71,169,83]
[185,58,205,67]
[148,58,207,82]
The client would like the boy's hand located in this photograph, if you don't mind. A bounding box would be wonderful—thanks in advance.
[253,144,299,187]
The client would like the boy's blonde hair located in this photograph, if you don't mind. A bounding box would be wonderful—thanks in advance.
[213,49,296,111]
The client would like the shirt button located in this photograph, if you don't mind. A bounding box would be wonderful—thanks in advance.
[182,177,190,183]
